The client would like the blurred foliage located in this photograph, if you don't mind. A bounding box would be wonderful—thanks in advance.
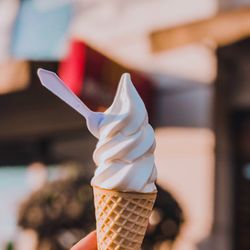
[18,174,95,249]
[5,242,14,250]
[18,169,184,250]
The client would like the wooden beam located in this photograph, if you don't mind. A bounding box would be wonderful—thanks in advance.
[151,8,250,52]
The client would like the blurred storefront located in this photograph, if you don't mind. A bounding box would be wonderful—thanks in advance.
[0,1,250,250]
[215,38,250,250]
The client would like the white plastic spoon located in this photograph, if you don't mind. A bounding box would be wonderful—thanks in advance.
[37,68,103,138]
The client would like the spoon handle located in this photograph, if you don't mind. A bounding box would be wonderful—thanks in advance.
[37,68,92,119]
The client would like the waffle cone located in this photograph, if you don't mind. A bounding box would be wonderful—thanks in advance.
[93,186,157,250]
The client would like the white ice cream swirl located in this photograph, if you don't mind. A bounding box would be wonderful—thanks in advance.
[91,74,157,193]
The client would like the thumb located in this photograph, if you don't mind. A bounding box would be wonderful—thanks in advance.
[71,231,97,250]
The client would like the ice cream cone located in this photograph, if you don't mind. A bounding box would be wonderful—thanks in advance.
[93,186,157,250]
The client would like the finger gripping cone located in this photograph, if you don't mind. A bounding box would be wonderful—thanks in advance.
[93,187,157,250]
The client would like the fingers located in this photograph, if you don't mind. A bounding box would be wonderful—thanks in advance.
[71,231,97,250]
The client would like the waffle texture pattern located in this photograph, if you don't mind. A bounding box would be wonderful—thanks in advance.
[93,187,157,250]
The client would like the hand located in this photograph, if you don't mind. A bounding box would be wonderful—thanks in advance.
[71,231,97,250]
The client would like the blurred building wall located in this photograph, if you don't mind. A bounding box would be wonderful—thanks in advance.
[215,38,250,250]
[154,84,213,129]
[152,47,215,250]
[155,128,215,250]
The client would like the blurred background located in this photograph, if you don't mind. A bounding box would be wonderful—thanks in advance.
[0,0,250,250]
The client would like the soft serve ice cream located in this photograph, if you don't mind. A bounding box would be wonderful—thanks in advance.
[37,69,157,249]
[91,73,157,193]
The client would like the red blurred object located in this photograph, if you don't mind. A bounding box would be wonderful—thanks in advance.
[58,40,86,95]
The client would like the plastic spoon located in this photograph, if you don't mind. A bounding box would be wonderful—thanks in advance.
[37,68,103,138]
